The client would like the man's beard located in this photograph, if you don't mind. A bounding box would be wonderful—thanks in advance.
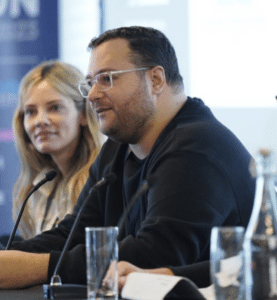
[101,83,155,144]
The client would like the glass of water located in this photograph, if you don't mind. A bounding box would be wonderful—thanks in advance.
[86,227,118,300]
[210,226,245,300]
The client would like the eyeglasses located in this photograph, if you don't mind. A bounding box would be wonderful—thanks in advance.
[78,67,150,98]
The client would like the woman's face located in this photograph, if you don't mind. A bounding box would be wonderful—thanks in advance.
[23,80,86,163]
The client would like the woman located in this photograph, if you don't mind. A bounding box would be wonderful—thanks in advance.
[12,60,101,239]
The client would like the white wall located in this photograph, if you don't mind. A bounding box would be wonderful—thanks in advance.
[188,0,277,108]
[58,0,277,157]
[58,0,100,74]
[212,107,277,157]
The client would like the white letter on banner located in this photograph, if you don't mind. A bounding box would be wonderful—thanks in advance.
[10,0,40,18]
[0,0,8,17]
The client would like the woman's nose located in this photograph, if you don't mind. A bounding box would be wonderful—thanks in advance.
[34,110,50,127]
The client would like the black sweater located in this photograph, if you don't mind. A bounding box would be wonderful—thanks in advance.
[11,97,255,285]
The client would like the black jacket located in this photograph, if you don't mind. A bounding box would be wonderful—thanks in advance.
[12,97,255,285]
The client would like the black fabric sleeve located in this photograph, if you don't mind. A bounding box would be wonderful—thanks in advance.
[170,261,211,288]
[10,149,245,284]
[118,151,239,269]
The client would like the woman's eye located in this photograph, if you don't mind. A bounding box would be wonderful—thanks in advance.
[24,108,34,116]
[50,104,61,111]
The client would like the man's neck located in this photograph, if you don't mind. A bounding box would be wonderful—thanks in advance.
[130,92,187,159]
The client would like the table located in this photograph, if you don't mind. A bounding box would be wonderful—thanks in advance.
[0,283,212,300]
[0,285,116,300]
[0,285,43,300]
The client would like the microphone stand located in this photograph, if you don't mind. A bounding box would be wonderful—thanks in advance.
[6,170,57,250]
[94,175,156,295]
[43,174,116,300]
[44,173,154,299]
[117,175,156,239]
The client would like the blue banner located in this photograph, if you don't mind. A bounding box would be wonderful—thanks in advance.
[0,0,58,235]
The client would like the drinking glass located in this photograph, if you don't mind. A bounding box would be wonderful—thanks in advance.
[86,227,118,300]
[210,226,245,300]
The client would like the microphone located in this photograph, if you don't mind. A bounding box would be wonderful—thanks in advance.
[93,174,157,296]
[43,173,116,300]
[117,174,156,239]
[5,169,57,250]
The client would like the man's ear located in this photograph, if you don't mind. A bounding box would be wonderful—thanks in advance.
[149,66,166,94]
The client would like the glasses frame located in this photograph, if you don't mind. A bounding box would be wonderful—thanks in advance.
[78,67,150,98]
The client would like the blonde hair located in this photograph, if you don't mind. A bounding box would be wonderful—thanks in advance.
[12,60,101,239]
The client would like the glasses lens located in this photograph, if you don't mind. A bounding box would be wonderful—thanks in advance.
[97,73,112,91]
[79,83,89,98]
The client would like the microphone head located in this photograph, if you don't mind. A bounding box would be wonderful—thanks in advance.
[105,173,117,184]
[45,169,58,181]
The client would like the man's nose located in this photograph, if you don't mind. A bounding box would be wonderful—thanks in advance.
[88,83,103,104]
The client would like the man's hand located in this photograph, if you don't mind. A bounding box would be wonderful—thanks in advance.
[0,250,49,289]
[103,261,174,293]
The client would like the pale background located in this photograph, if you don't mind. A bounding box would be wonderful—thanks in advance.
[59,0,277,157]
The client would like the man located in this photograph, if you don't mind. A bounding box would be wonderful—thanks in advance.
[0,26,254,289]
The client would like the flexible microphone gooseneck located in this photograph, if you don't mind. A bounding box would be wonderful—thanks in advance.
[5,169,57,251]
[43,173,116,300]
[93,175,157,293]
[117,175,156,239]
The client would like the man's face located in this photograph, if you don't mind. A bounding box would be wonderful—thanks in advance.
[86,38,155,144]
